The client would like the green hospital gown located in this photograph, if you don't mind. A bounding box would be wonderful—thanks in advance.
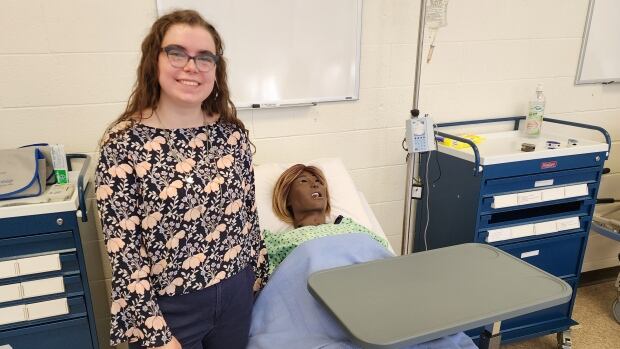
[264,217,389,274]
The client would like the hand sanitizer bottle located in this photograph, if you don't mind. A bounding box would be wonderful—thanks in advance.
[525,83,545,137]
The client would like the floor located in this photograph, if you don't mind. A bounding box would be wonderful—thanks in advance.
[109,274,620,349]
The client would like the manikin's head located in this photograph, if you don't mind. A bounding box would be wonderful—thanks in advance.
[272,164,331,228]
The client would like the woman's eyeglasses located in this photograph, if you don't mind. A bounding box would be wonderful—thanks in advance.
[161,45,219,72]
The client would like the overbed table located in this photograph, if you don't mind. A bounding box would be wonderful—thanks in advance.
[308,243,573,349]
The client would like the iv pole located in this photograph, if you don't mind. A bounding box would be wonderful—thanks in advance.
[401,0,428,255]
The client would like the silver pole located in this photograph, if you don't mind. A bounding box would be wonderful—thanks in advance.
[401,0,427,255]
[412,0,427,111]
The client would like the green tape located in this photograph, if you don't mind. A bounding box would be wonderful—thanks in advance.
[55,169,68,184]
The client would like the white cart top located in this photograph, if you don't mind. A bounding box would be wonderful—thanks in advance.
[0,172,86,219]
[438,130,608,165]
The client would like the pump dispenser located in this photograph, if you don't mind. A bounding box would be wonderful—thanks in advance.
[524,83,545,137]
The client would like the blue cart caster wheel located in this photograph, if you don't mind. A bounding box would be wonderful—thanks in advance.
[613,299,620,324]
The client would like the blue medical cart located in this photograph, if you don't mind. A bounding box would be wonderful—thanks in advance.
[0,155,99,349]
[412,116,610,348]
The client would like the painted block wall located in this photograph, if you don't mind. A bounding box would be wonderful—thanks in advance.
[1,1,619,347]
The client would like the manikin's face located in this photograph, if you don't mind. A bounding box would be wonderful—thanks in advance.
[287,171,327,215]
[158,24,217,107]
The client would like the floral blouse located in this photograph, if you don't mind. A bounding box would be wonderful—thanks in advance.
[95,120,268,348]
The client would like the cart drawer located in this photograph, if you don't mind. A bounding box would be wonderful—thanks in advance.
[0,253,79,284]
[0,212,76,239]
[481,182,596,213]
[0,298,68,326]
[482,152,604,184]
[478,200,592,230]
[0,296,87,332]
[0,317,93,349]
[479,215,587,243]
[0,231,75,260]
[0,253,62,279]
[0,277,64,304]
[0,274,83,306]
[0,254,61,281]
[482,167,599,197]
[499,233,587,278]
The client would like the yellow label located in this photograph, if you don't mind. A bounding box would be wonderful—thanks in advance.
[442,134,485,149]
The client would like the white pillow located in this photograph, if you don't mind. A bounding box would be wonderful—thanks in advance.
[254,158,373,234]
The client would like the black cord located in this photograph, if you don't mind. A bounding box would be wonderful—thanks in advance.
[432,129,442,185]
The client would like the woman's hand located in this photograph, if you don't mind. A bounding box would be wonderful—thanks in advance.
[151,336,182,349]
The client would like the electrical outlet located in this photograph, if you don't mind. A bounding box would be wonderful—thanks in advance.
[412,185,423,199]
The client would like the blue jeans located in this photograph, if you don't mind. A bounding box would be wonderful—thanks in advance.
[129,266,255,349]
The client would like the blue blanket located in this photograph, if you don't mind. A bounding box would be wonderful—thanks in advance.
[248,234,477,349]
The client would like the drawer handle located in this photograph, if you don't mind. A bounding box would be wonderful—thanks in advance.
[521,250,540,258]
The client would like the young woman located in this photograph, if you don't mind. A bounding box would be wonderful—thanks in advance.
[95,10,268,349]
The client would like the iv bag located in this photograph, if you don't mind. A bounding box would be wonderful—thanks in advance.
[426,0,449,29]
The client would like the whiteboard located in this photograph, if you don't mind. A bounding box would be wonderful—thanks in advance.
[575,0,620,84]
[157,0,362,108]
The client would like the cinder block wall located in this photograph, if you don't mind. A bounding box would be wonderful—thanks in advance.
[1,1,618,347]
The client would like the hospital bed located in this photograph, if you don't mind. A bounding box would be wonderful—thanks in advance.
[251,158,572,349]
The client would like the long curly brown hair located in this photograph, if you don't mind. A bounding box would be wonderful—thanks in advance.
[102,9,245,143]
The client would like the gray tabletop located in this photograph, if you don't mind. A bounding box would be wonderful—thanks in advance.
[307,243,573,349]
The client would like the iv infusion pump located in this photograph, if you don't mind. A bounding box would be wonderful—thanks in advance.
[406,113,436,153]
